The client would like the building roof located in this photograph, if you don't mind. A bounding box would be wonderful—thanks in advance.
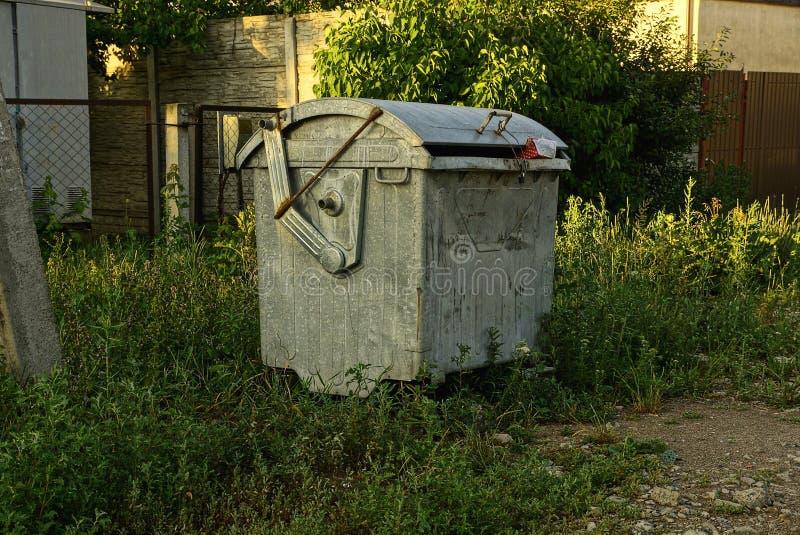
[1,0,114,13]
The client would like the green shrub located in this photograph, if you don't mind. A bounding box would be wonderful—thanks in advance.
[315,0,731,210]
[697,162,752,210]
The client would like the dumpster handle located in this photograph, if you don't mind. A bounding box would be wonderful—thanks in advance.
[374,167,410,184]
[476,111,513,135]
[274,107,384,219]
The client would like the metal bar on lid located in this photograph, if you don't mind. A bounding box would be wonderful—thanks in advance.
[273,107,383,220]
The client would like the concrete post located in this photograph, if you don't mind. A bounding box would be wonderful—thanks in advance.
[0,83,62,381]
[284,17,299,106]
[164,103,194,223]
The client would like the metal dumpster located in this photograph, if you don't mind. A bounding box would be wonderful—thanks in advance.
[237,98,569,396]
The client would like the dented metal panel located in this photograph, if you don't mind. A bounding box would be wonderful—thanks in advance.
[421,171,559,374]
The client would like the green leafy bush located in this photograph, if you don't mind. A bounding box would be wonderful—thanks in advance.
[697,161,751,209]
[315,0,731,210]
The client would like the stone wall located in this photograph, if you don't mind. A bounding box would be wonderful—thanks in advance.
[89,10,341,234]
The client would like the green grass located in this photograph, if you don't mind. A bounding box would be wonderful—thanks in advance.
[1,186,799,532]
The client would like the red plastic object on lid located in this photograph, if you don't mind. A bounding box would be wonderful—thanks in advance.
[517,137,557,159]
[519,137,539,159]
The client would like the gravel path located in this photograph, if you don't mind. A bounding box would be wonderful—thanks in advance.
[542,398,800,534]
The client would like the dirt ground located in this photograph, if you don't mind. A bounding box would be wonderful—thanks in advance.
[541,398,800,534]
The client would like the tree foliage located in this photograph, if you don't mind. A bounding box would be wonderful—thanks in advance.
[87,0,342,73]
[314,0,731,209]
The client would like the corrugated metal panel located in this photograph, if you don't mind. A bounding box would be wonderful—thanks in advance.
[703,70,800,208]
[745,72,800,207]
[702,70,744,167]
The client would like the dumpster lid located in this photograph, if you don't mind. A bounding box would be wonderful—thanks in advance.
[280,98,567,152]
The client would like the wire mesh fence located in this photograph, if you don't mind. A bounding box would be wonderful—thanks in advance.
[4,99,283,233]
[5,100,92,224]
[4,98,153,235]
[196,105,282,223]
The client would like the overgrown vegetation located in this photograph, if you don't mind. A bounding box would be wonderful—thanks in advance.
[552,184,800,410]
[31,176,90,243]
[315,0,732,210]
[2,189,798,531]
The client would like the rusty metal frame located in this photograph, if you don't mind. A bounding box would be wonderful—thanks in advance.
[194,104,283,224]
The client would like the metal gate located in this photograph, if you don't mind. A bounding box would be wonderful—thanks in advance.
[194,104,282,224]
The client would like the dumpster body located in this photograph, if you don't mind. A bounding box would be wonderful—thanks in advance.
[237,98,569,395]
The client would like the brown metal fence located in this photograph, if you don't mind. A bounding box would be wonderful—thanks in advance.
[701,71,800,208]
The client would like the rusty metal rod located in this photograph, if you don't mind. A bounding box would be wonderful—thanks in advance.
[274,106,383,219]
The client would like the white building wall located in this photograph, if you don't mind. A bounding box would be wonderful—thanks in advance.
[15,3,88,98]
[0,3,16,97]
[0,1,91,220]
[699,0,800,73]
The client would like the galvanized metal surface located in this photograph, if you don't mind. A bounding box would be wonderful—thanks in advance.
[8,3,89,99]
[280,98,567,150]
[0,3,14,98]
[274,106,382,219]
[262,126,362,274]
[1,0,114,13]
[421,171,558,374]
[242,98,568,395]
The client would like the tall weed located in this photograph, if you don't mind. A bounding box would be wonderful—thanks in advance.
[552,184,800,402]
